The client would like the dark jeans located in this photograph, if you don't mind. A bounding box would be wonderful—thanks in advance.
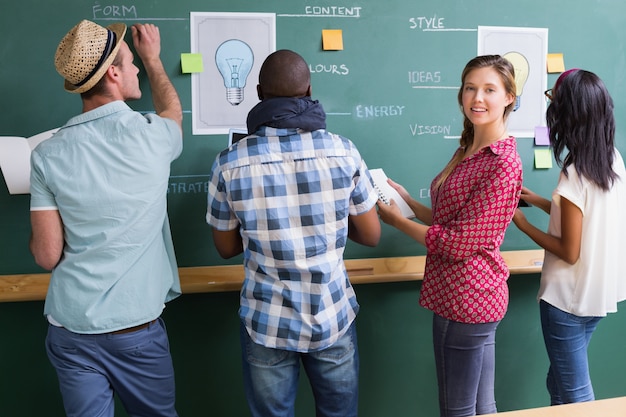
[540,300,602,405]
[433,313,500,417]
[240,320,359,417]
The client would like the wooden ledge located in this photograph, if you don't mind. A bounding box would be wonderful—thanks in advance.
[482,396,626,416]
[0,250,544,303]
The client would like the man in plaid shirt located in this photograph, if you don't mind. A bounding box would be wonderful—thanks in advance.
[206,49,381,417]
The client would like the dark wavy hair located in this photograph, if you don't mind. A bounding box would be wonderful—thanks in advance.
[546,69,617,191]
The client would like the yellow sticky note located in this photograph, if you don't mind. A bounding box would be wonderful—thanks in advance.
[181,53,204,73]
[322,29,343,51]
[547,53,565,73]
[535,149,553,169]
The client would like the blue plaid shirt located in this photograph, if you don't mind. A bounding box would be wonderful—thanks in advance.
[207,126,377,352]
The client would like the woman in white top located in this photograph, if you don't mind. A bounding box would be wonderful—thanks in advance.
[513,69,626,405]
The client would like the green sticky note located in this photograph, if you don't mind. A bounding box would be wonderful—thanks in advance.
[181,53,204,73]
[534,148,553,169]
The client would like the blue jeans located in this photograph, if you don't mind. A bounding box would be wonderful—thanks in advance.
[240,320,359,417]
[432,314,500,417]
[46,318,178,417]
[540,300,602,405]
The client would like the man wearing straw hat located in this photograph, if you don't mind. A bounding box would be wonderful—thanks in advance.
[29,20,182,416]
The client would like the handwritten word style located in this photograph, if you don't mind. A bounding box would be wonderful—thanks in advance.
[409,15,445,30]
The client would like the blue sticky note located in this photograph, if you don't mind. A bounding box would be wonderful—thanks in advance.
[534,126,550,146]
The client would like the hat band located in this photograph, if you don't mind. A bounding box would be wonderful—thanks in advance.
[73,29,117,88]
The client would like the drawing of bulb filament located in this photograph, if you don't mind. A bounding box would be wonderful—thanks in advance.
[215,39,254,106]
[503,51,530,112]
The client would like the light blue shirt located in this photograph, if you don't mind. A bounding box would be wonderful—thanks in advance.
[30,101,182,334]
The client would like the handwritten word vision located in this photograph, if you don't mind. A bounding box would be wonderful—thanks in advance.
[409,124,451,136]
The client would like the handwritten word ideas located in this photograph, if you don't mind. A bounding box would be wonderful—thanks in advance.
[409,71,442,84]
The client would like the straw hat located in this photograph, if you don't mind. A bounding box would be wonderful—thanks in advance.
[55,20,127,94]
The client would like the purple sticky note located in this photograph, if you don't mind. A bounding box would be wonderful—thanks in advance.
[535,126,550,146]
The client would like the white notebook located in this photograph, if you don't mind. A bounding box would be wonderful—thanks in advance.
[369,168,415,218]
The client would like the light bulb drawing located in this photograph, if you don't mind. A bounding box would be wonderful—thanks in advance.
[215,39,254,106]
[503,51,530,112]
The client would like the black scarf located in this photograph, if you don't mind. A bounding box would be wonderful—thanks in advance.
[246,96,326,134]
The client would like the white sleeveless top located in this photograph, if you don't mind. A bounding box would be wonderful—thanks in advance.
[538,149,626,316]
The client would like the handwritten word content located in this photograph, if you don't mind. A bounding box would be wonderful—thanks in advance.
[356,105,405,119]
[305,6,362,18]
[409,16,445,30]
[310,64,349,75]
[409,124,451,136]
[409,71,442,84]
[93,4,138,19]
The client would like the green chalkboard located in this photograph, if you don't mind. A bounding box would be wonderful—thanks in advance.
[2,0,626,274]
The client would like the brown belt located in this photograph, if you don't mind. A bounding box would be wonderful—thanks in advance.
[109,319,157,335]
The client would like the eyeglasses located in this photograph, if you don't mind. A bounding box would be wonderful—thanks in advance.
[544,89,553,101]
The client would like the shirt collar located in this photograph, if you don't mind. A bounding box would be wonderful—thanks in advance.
[486,136,515,156]
[63,101,131,129]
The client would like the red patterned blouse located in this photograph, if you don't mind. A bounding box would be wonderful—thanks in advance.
[419,137,522,323]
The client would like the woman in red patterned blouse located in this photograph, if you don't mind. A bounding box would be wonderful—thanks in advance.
[377,55,523,416]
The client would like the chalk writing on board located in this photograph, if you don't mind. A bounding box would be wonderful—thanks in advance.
[355,105,405,119]
[419,188,431,199]
[409,71,441,84]
[409,124,452,136]
[409,16,445,30]
[93,4,138,19]
[309,64,349,75]
[408,15,477,32]
[304,6,362,18]
[168,176,209,194]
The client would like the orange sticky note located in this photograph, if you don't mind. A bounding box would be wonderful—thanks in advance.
[322,29,343,51]
[547,53,565,73]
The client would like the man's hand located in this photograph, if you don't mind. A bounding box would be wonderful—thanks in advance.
[130,23,182,130]
[131,23,161,65]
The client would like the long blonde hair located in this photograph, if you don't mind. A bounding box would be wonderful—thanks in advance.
[434,55,516,189]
